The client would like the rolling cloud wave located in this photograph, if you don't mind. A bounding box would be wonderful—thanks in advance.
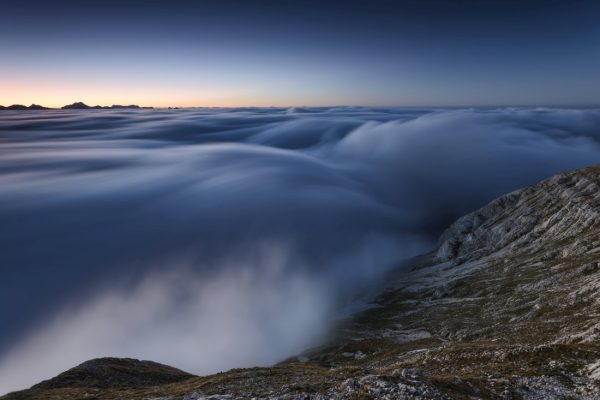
[1,107,599,393]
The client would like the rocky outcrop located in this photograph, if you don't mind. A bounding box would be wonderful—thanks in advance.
[435,165,600,265]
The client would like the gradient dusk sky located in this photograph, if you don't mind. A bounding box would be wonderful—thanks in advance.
[2,0,600,107]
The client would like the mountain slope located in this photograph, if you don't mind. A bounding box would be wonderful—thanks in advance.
[30,358,194,389]
[3,165,600,399]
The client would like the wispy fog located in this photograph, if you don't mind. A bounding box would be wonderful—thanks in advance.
[0,107,599,393]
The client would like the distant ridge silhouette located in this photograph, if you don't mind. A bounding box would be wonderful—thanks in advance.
[0,102,153,110]
[0,104,51,110]
[62,102,150,110]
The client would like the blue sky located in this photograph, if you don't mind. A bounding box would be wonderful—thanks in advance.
[1,0,600,107]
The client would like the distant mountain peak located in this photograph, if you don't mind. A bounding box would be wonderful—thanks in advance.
[61,102,91,109]
[61,102,149,110]
[0,104,51,110]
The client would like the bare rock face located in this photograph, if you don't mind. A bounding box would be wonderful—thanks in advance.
[435,165,600,265]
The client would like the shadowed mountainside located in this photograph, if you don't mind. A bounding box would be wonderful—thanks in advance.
[3,164,600,399]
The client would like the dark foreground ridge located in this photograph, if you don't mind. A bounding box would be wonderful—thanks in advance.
[0,102,153,110]
[3,165,600,399]
[30,358,194,390]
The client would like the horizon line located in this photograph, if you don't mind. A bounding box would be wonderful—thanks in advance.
[2,101,600,110]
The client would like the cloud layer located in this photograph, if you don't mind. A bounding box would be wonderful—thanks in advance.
[0,107,599,393]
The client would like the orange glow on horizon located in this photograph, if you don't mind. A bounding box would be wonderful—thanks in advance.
[0,93,342,109]
[0,79,353,109]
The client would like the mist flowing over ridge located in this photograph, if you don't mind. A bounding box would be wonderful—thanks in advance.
[1,106,600,394]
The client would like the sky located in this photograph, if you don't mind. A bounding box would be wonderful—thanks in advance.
[1,0,600,107]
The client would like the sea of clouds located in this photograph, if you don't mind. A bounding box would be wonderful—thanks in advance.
[0,106,599,393]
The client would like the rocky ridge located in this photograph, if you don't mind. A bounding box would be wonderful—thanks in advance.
[3,165,600,399]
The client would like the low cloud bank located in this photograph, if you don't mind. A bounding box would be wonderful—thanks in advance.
[0,107,599,393]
